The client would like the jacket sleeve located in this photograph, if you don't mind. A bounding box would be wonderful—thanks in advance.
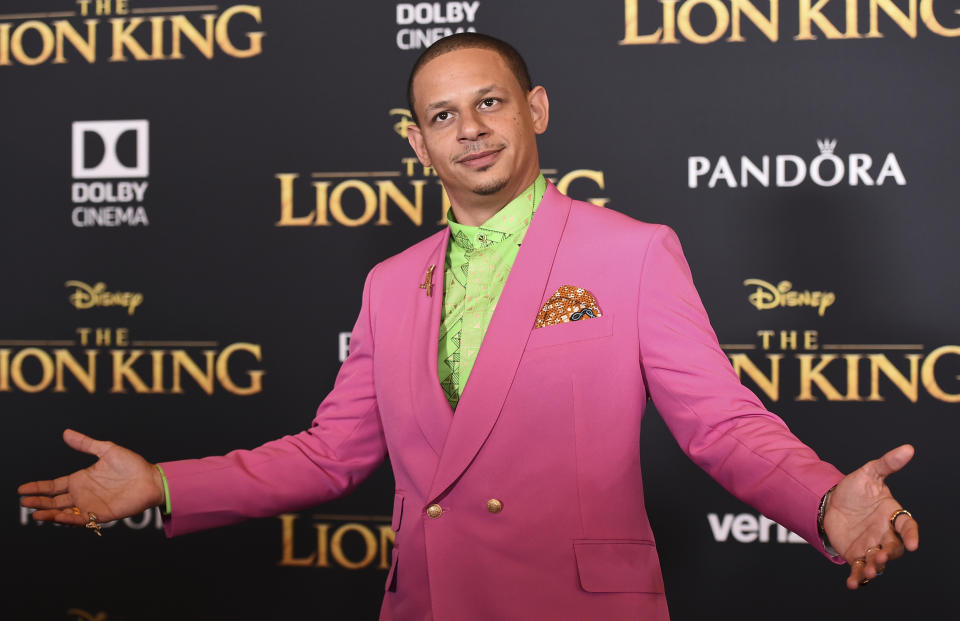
[637,225,843,561]
[159,265,388,537]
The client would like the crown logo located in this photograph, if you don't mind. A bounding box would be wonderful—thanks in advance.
[817,138,837,154]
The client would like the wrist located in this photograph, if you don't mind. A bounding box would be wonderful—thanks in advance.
[818,484,839,556]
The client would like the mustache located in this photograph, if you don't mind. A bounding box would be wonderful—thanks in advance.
[452,143,507,163]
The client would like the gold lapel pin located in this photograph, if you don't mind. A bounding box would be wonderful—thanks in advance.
[419,264,435,297]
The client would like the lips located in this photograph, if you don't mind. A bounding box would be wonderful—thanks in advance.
[457,147,504,169]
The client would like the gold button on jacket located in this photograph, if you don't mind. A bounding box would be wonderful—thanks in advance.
[486,499,503,514]
[426,504,443,519]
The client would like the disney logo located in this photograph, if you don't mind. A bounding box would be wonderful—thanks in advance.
[743,279,836,317]
[390,107,415,139]
[65,280,144,316]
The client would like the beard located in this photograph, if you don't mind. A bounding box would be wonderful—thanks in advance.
[471,176,509,196]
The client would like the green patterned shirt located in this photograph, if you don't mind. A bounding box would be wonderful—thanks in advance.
[438,174,547,410]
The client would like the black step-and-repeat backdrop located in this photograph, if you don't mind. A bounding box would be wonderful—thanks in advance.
[3,1,955,619]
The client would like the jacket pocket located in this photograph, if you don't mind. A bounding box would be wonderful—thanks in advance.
[526,314,614,350]
[573,539,665,594]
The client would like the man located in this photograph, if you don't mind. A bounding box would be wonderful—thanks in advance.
[19,33,918,621]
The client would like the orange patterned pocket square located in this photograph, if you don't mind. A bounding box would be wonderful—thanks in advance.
[535,285,603,328]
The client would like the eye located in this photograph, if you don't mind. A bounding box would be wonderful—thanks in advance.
[479,98,499,109]
[433,111,450,123]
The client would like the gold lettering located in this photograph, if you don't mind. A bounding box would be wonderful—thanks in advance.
[95,328,112,347]
[275,173,314,226]
[868,0,918,38]
[148,16,165,59]
[390,108,415,139]
[313,181,332,226]
[0,349,9,391]
[780,330,798,350]
[677,0,731,44]
[921,0,960,35]
[54,20,97,64]
[110,349,148,392]
[843,353,863,400]
[921,345,960,402]
[150,349,165,393]
[12,21,56,66]
[0,24,10,66]
[315,523,331,567]
[729,353,782,401]
[329,180,378,227]
[402,157,419,176]
[278,514,316,566]
[110,17,148,61]
[54,350,97,393]
[621,0,680,44]
[555,169,609,206]
[868,353,920,401]
[378,525,396,570]
[797,353,844,400]
[215,5,265,59]
[171,350,216,394]
[377,180,425,226]
[11,348,55,393]
[170,14,216,59]
[330,523,378,570]
[796,0,845,40]
[216,342,264,396]
[77,327,92,346]
[803,330,819,350]
[729,0,779,42]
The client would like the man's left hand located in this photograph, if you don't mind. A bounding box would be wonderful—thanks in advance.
[822,444,919,589]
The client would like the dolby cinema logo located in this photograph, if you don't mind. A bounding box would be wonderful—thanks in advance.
[70,120,151,228]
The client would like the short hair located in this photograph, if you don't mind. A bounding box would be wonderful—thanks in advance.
[406,33,533,123]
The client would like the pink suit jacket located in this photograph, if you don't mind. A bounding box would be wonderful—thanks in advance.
[160,183,844,620]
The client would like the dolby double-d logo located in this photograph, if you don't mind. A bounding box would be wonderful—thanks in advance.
[72,120,149,179]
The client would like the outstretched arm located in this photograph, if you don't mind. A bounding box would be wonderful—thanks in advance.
[18,428,165,527]
[822,444,919,589]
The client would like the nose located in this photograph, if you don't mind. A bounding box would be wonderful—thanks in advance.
[457,108,488,142]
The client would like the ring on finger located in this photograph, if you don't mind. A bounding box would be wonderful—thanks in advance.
[84,512,102,536]
[890,508,913,530]
[865,545,882,556]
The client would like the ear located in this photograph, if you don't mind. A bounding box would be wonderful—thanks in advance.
[527,86,549,135]
[406,124,433,167]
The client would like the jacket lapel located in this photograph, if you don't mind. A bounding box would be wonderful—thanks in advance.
[428,183,573,500]
[408,229,453,456]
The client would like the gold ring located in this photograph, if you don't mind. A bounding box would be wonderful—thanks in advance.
[865,545,882,555]
[853,558,865,566]
[71,506,81,515]
[890,509,912,530]
[85,512,102,536]
[860,578,871,585]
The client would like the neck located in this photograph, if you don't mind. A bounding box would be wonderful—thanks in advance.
[447,169,540,227]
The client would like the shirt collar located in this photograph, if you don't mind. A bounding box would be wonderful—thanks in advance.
[447,174,547,251]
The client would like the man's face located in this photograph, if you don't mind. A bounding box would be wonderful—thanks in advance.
[407,47,548,209]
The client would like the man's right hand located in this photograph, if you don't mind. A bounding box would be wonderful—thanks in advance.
[18,429,165,526]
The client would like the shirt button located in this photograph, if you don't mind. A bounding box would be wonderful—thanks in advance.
[426,504,443,519]
[477,234,487,242]
[486,499,503,514]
